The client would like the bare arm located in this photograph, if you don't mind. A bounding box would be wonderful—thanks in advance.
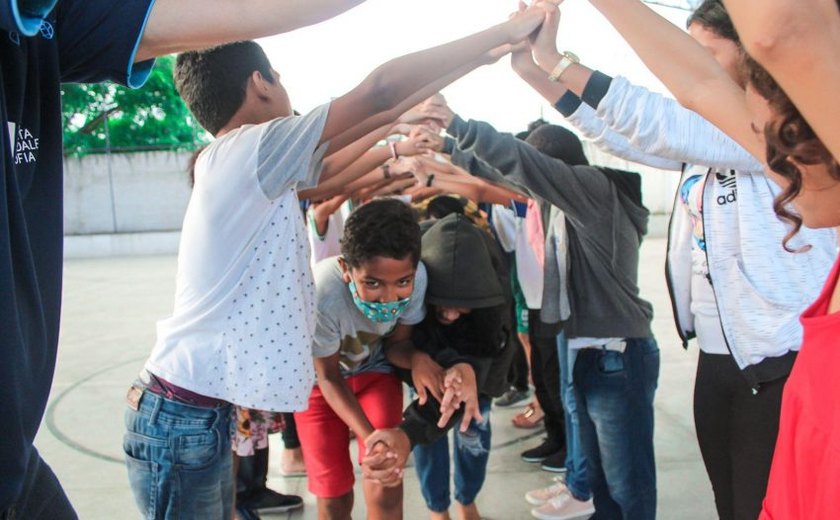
[425,176,527,206]
[509,43,568,105]
[137,0,366,61]
[384,324,444,405]
[313,353,375,439]
[319,124,394,184]
[723,0,840,161]
[300,127,440,200]
[317,7,547,155]
[407,156,529,205]
[307,195,348,237]
[534,1,763,160]
[348,172,411,201]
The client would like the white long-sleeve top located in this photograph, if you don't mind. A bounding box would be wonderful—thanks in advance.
[566,76,836,385]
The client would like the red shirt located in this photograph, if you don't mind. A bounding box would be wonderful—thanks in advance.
[761,255,840,520]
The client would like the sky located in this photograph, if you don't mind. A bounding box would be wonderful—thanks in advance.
[258,0,692,133]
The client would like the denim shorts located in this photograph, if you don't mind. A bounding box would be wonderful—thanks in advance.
[123,389,233,519]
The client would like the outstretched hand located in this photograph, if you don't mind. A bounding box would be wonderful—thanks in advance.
[418,100,455,130]
[531,1,563,69]
[503,2,548,45]
[399,126,444,156]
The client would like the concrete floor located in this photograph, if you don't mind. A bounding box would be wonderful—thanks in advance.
[37,237,716,519]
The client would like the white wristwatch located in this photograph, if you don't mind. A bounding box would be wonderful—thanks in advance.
[548,51,580,82]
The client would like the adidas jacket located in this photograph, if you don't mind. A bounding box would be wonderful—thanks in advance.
[563,75,837,389]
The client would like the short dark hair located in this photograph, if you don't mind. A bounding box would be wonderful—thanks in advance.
[426,195,466,220]
[525,124,589,166]
[687,0,740,45]
[340,199,421,268]
[174,41,274,135]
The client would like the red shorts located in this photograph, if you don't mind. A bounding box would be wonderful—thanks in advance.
[294,371,403,498]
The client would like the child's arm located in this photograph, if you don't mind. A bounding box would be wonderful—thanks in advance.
[318,124,395,184]
[300,127,441,200]
[138,0,367,61]
[722,0,840,161]
[520,13,760,172]
[431,105,614,226]
[317,6,548,155]
[360,361,484,487]
[313,352,376,439]
[382,324,444,406]
[536,0,762,161]
[307,195,348,238]
[404,156,529,205]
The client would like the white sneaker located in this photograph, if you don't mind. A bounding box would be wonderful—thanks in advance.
[530,491,595,520]
[525,476,568,506]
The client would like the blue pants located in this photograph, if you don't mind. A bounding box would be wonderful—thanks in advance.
[123,391,234,520]
[573,337,659,520]
[557,332,591,501]
[412,396,493,513]
[1,448,77,520]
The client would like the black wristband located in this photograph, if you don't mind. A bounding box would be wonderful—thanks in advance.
[554,91,583,117]
[581,70,613,109]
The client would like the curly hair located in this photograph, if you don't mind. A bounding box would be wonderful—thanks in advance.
[743,54,840,251]
[340,199,421,268]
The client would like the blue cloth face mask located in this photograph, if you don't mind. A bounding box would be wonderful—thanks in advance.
[348,279,411,323]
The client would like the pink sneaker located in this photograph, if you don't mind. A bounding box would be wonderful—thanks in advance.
[525,477,568,506]
[530,491,594,520]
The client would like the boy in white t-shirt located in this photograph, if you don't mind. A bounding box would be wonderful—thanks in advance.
[123,7,549,518]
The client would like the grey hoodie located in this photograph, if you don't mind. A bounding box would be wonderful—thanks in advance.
[445,115,653,340]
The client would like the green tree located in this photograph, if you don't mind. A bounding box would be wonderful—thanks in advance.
[61,55,209,155]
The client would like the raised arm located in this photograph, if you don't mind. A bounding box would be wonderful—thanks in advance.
[509,42,685,170]
[138,0,367,61]
[300,126,441,200]
[317,7,546,155]
[532,1,763,160]
[428,103,615,224]
[722,0,840,161]
[403,156,529,205]
[573,75,761,172]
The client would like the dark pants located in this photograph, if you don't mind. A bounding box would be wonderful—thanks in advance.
[1,448,77,520]
[509,328,530,392]
[281,412,300,450]
[237,447,269,500]
[574,337,659,520]
[529,310,565,445]
[693,351,787,520]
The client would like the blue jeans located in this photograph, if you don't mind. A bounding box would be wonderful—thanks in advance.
[573,337,659,520]
[1,448,77,520]
[123,390,234,520]
[412,396,492,512]
[556,332,591,501]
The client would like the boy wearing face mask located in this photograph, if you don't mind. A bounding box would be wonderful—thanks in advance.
[295,199,439,519]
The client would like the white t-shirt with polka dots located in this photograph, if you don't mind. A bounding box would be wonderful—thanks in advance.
[145,104,330,412]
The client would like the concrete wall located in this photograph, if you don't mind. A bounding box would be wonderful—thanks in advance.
[63,150,193,235]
